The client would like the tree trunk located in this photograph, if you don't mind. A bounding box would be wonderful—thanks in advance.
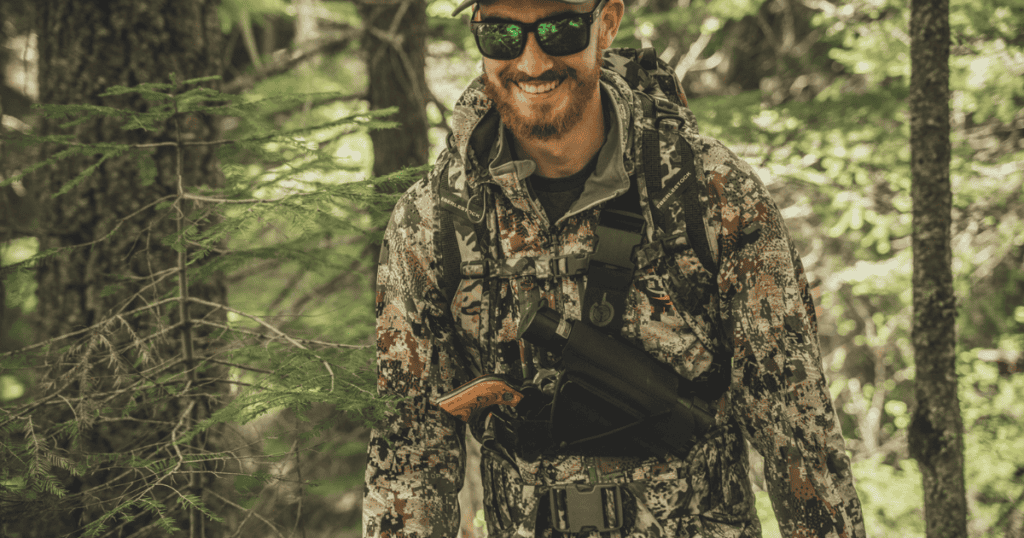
[15,1,225,536]
[0,0,39,353]
[907,0,968,537]
[357,0,477,531]
[358,0,430,282]
[358,0,430,303]
[359,0,430,188]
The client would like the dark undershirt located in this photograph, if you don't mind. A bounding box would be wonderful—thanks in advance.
[526,151,598,223]
[510,94,611,224]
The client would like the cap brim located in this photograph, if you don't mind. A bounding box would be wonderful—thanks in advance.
[451,0,592,17]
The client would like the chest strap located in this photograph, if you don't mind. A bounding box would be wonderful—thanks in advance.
[581,209,645,334]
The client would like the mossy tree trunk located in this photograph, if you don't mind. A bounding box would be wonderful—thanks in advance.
[907,0,968,536]
[15,1,226,536]
[36,0,224,337]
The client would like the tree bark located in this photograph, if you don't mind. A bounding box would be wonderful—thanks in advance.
[907,0,968,537]
[359,0,430,188]
[15,1,226,536]
[0,0,38,352]
[358,0,429,298]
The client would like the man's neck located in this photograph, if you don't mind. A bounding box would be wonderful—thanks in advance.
[512,86,605,179]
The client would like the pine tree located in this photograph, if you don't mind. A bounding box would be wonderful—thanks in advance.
[0,1,421,536]
[4,2,228,535]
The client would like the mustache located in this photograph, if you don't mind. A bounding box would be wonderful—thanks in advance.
[500,67,575,85]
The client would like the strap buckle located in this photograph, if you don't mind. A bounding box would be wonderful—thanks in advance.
[461,259,489,278]
[553,253,590,277]
[548,483,624,534]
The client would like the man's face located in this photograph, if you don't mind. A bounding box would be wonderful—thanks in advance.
[478,0,620,142]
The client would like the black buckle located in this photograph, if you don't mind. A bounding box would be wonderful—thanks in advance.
[548,483,624,533]
[554,253,590,277]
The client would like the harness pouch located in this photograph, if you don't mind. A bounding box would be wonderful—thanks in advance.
[548,372,664,457]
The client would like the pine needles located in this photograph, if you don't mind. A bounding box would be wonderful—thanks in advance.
[0,75,412,536]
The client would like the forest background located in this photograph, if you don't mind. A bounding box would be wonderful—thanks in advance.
[0,0,1021,536]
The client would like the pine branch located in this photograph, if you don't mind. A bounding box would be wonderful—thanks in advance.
[0,298,179,359]
[206,488,287,538]
[0,193,178,281]
[187,297,346,394]
[193,317,367,351]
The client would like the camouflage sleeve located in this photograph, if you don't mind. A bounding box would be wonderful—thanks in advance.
[363,165,467,538]
[705,140,866,538]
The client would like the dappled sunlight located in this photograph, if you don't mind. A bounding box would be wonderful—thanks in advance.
[0,0,1021,535]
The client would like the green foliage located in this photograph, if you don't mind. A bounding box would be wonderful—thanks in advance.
[686,0,1023,534]
[0,0,1019,534]
[0,73,413,534]
[959,348,1024,536]
[852,455,926,537]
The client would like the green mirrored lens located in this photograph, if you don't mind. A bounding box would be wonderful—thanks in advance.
[478,24,524,58]
[474,9,593,59]
[538,17,588,55]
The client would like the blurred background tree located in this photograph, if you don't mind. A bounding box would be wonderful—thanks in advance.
[1,0,1021,536]
[907,0,968,535]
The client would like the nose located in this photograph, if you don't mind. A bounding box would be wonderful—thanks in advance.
[515,31,555,79]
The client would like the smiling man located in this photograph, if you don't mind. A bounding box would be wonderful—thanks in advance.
[478,0,609,180]
[363,0,866,536]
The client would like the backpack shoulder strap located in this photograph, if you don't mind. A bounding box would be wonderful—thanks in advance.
[633,89,732,404]
[634,91,717,277]
[603,47,715,275]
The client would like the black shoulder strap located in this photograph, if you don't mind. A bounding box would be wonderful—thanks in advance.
[679,168,718,277]
[635,92,733,404]
[635,92,717,277]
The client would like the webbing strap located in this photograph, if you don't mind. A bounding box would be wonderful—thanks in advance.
[438,188,461,290]
[638,95,662,206]
[581,209,644,335]
[681,173,718,276]
[637,92,717,278]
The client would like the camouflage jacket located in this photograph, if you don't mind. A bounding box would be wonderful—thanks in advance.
[365,59,866,538]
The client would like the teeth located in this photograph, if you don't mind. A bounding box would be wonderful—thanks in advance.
[518,79,561,94]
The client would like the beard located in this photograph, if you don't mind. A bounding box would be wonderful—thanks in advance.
[481,49,602,142]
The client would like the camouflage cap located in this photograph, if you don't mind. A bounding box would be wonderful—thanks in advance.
[451,0,593,17]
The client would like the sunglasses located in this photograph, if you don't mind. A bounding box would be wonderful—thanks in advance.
[470,0,607,60]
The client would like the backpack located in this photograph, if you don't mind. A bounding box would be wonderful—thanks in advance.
[435,47,731,404]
